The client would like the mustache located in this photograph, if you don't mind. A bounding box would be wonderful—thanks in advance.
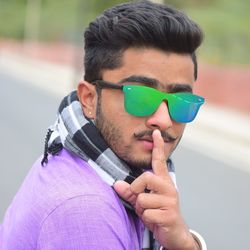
[134,130,177,142]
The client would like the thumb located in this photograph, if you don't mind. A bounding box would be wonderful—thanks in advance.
[113,180,137,207]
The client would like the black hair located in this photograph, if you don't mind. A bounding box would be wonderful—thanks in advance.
[84,0,203,82]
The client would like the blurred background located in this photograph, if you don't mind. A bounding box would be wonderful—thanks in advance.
[0,0,249,249]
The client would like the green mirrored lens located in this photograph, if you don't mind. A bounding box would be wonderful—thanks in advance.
[123,85,164,116]
[168,93,204,123]
[123,85,204,123]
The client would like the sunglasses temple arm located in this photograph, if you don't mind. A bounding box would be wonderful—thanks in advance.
[92,80,123,90]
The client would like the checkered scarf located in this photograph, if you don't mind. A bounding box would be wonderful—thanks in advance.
[42,90,176,250]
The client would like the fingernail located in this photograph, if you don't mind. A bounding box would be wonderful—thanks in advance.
[153,129,160,136]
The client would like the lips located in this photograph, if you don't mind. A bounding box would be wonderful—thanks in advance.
[138,136,175,152]
[138,137,154,151]
[134,130,177,148]
[138,136,153,143]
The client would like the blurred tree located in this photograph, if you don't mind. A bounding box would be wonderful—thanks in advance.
[0,1,26,39]
[24,0,41,41]
[0,0,249,65]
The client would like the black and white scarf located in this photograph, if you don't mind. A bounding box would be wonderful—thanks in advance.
[42,90,177,250]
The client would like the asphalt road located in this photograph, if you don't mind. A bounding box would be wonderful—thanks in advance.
[1,70,250,249]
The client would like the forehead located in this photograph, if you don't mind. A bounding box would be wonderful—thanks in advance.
[102,47,195,90]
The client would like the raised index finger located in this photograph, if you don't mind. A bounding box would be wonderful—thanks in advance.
[152,129,168,177]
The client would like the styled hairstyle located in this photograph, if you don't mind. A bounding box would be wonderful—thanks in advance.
[84,0,203,82]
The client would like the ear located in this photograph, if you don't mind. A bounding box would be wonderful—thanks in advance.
[77,81,97,119]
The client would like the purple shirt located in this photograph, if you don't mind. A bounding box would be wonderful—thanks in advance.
[0,149,144,249]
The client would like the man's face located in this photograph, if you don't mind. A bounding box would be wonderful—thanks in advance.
[95,47,195,169]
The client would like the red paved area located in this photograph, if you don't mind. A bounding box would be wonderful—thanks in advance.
[1,39,249,115]
[0,39,78,65]
[196,64,250,115]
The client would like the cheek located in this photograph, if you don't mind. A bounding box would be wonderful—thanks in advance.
[101,91,136,131]
[172,123,186,146]
[178,124,186,135]
[103,91,125,114]
[173,122,186,134]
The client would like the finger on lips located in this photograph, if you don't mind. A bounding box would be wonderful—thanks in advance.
[152,129,169,177]
[114,129,176,210]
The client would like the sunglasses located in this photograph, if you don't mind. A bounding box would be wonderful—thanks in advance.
[92,80,205,123]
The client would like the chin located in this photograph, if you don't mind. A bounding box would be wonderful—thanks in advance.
[124,157,153,170]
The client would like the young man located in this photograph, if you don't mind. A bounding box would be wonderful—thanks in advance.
[0,1,206,249]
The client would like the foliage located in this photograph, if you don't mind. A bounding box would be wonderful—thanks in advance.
[0,0,249,65]
[0,1,26,39]
[182,0,250,65]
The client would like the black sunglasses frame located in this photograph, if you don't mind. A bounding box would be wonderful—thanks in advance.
[92,80,123,90]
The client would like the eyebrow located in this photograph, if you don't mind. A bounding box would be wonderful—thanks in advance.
[167,83,193,93]
[118,75,193,93]
[118,75,159,88]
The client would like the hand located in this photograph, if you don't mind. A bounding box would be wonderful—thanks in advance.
[114,129,198,250]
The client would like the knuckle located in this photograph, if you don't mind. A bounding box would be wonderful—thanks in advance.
[167,196,179,209]
[130,184,137,194]
[154,157,165,166]
[171,200,178,209]
[143,171,153,180]
[137,193,146,207]
[167,212,178,225]
[142,209,152,223]
[169,187,178,198]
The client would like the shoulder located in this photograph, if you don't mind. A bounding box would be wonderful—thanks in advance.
[1,149,142,249]
[29,149,124,222]
[34,149,114,202]
[37,194,137,249]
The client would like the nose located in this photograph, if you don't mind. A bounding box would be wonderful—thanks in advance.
[145,101,173,131]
